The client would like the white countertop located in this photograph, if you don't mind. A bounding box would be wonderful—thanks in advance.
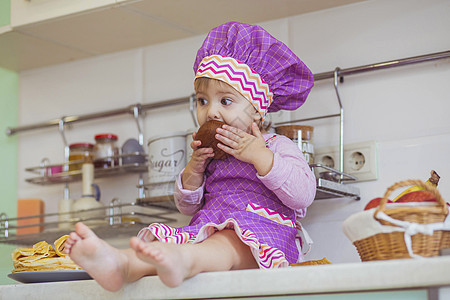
[2,256,450,299]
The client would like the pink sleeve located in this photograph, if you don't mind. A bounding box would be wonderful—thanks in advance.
[257,135,316,217]
[173,168,205,216]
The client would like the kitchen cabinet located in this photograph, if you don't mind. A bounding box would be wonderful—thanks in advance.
[0,0,368,72]
[10,0,116,27]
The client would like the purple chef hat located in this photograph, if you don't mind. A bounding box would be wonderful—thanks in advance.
[193,22,314,118]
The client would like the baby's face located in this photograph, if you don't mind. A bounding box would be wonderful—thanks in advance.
[194,78,260,133]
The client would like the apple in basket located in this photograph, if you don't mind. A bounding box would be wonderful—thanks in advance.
[363,198,393,210]
[394,190,436,203]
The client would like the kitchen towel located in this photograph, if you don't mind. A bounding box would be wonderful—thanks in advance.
[17,199,44,235]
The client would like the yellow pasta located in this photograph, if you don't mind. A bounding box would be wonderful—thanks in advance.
[290,257,332,266]
[11,235,81,273]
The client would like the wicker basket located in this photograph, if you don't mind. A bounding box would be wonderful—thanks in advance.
[353,179,449,261]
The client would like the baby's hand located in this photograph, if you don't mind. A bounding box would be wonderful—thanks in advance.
[182,132,214,190]
[216,123,274,175]
[188,132,214,174]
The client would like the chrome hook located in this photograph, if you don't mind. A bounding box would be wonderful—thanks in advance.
[189,94,198,128]
[334,67,344,175]
[132,104,144,146]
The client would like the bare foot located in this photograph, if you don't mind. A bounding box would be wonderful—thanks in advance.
[65,222,128,292]
[129,237,192,287]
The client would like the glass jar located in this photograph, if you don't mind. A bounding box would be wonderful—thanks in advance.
[275,125,314,164]
[94,133,119,168]
[68,143,94,172]
[301,141,315,164]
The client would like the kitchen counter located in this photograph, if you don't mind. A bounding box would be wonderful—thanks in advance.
[1,256,450,299]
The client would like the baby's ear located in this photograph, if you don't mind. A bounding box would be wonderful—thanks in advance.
[252,114,265,131]
[252,111,262,122]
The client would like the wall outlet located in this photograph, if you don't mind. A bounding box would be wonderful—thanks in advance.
[315,141,378,182]
[315,146,340,169]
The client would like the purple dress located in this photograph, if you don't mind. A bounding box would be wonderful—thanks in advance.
[138,135,314,268]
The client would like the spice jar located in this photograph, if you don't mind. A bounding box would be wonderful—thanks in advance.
[94,133,119,168]
[68,143,94,172]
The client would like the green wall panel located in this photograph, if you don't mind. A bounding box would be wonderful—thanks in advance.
[0,0,10,27]
[0,67,18,285]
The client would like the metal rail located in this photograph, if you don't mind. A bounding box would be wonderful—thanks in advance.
[6,96,191,136]
[314,50,450,81]
[5,50,450,137]
[275,50,450,126]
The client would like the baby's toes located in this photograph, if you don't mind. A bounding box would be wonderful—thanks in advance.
[146,247,164,262]
[69,232,81,242]
[129,237,148,253]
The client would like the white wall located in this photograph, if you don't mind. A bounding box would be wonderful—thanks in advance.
[16,0,450,262]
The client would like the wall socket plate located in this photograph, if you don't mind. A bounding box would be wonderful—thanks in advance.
[315,141,378,182]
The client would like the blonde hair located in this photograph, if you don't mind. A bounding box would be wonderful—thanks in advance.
[194,77,229,93]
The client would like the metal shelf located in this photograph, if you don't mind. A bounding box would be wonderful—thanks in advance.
[0,200,178,246]
[25,152,147,185]
[315,178,360,200]
[310,164,360,200]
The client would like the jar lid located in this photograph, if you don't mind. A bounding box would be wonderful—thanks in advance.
[95,133,118,141]
[275,125,314,140]
[69,143,94,149]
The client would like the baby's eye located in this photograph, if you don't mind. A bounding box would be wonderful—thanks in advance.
[197,98,208,106]
[221,98,232,105]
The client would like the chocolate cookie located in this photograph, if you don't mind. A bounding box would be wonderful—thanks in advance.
[195,120,230,160]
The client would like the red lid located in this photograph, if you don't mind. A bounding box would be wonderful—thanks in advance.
[95,133,118,141]
[69,143,94,149]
